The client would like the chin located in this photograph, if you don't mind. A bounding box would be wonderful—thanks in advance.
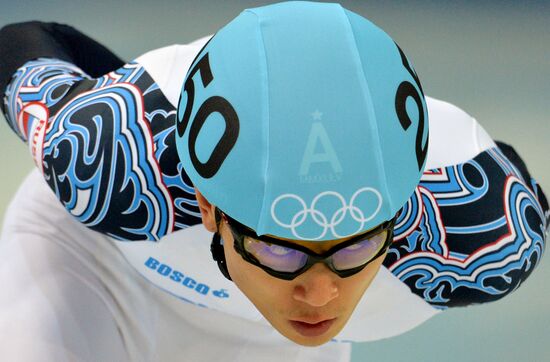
[289,335,334,347]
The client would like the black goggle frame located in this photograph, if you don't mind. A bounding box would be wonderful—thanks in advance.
[215,208,396,280]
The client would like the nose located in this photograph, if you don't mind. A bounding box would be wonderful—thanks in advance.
[292,264,339,307]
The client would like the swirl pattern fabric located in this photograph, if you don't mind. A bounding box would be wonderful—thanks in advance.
[385,145,548,308]
[3,57,548,310]
[3,58,201,241]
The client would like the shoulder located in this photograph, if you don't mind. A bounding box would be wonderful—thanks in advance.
[134,36,212,108]
[384,97,547,309]
[425,96,495,169]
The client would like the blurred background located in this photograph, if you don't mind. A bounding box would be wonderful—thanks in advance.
[0,0,548,361]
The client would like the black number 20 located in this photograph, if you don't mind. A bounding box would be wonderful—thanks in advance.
[394,43,429,171]
[177,53,240,179]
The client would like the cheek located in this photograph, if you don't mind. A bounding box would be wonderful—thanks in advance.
[222,230,289,308]
[339,252,386,300]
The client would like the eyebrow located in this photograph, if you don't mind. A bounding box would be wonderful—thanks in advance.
[264,227,377,248]
[254,227,386,255]
[221,208,389,255]
[281,238,346,253]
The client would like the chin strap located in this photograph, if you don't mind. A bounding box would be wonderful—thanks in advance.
[210,232,232,281]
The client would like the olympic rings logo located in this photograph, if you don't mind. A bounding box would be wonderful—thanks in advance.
[270,187,383,240]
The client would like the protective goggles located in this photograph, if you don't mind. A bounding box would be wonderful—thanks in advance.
[216,208,396,280]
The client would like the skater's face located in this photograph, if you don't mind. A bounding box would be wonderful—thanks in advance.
[222,223,386,346]
[196,190,389,346]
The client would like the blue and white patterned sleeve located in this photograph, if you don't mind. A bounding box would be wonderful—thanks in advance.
[384,97,549,308]
[1,22,201,241]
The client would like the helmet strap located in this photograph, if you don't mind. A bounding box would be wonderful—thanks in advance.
[210,232,232,281]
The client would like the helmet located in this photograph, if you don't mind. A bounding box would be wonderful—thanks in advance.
[176,1,428,241]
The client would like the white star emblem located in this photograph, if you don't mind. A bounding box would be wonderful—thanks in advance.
[311,110,323,120]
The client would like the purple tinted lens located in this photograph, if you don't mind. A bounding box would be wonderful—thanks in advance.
[331,230,388,270]
[244,238,308,272]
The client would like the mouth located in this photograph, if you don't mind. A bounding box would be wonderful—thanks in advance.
[289,318,337,337]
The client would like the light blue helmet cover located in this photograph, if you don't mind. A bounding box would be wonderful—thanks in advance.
[176,1,429,241]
